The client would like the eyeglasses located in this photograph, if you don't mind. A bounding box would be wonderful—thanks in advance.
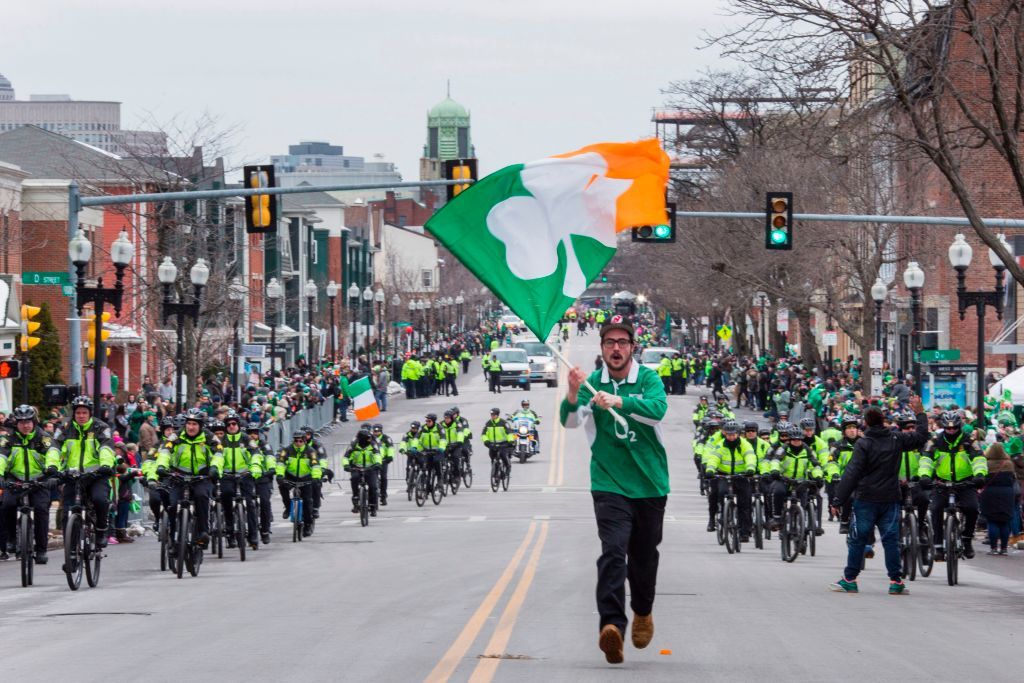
[601,339,633,349]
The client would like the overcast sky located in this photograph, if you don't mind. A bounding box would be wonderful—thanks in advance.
[4,0,736,179]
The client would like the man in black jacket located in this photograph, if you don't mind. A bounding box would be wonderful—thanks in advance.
[829,395,928,595]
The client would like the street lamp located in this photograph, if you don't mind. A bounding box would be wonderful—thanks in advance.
[949,232,1009,427]
[374,287,385,361]
[348,283,360,364]
[903,261,925,396]
[304,279,318,368]
[69,228,133,411]
[456,292,465,332]
[158,255,208,411]
[228,276,247,404]
[408,299,418,349]
[424,298,432,345]
[870,277,887,360]
[391,293,401,356]
[326,281,339,364]
[266,278,283,377]
[362,286,373,358]
[753,291,768,356]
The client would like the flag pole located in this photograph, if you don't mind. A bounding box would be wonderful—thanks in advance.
[547,343,628,428]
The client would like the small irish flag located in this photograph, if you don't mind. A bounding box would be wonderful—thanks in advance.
[346,376,380,421]
[425,139,669,339]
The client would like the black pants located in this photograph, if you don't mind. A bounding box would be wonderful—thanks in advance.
[707,477,752,534]
[220,476,258,544]
[930,486,980,546]
[379,460,390,502]
[313,479,323,510]
[447,376,459,396]
[488,445,510,471]
[255,478,274,534]
[462,360,470,374]
[148,486,168,523]
[671,374,684,395]
[1,487,51,552]
[62,478,111,533]
[489,372,502,393]
[167,478,212,536]
[592,491,666,632]
[350,467,380,510]
[404,379,415,399]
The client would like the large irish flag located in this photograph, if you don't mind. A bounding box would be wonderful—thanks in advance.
[425,140,670,340]
[346,376,381,421]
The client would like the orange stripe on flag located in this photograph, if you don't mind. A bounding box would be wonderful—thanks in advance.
[554,139,669,231]
[354,403,380,421]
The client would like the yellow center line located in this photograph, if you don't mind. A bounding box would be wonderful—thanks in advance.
[556,421,566,486]
[424,522,538,683]
[467,521,551,683]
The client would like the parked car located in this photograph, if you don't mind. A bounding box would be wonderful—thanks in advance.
[639,347,678,373]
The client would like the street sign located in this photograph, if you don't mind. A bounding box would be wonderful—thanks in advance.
[61,284,74,297]
[776,309,789,332]
[869,350,883,369]
[717,324,732,341]
[870,368,883,396]
[918,349,960,362]
[924,363,976,374]
[22,271,69,286]
[241,343,266,358]
[392,321,412,327]
[822,330,838,346]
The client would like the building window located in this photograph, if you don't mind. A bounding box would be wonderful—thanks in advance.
[923,307,938,350]
[421,269,433,289]
[428,127,439,158]
[458,127,469,158]
[398,215,408,227]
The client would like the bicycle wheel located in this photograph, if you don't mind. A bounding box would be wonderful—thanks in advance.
[715,502,726,546]
[187,514,202,577]
[292,498,302,543]
[753,499,764,550]
[501,461,510,491]
[462,457,473,488]
[900,514,917,581]
[359,485,369,527]
[490,462,500,492]
[406,467,415,501]
[918,516,935,577]
[807,501,817,557]
[416,472,428,507]
[450,462,460,495]
[431,469,444,505]
[724,500,737,554]
[85,524,102,588]
[945,515,958,586]
[64,513,84,591]
[213,503,224,559]
[19,512,33,588]
[159,510,170,572]
[730,500,741,554]
[175,509,188,578]
[236,500,247,562]
[780,508,794,563]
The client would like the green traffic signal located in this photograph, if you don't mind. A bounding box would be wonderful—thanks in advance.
[653,224,671,239]
[770,229,787,244]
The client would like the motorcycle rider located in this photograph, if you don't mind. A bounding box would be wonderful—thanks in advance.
[512,400,541,451]
[48,395,117,549]
[0,405,60,563]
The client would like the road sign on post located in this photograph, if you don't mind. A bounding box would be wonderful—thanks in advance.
[918,349,961,362]
[776,309,789,332]
[869,350,883,369]
[22,271,69,286]
[822,330,838,346]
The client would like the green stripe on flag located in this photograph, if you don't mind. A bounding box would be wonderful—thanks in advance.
[346,376,371,399]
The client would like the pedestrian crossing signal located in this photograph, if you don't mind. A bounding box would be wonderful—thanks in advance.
[631,203,676,243]
[444,159,477,201]
[0,359,20,379]
[765,192,793,250]
[244,165,277,234]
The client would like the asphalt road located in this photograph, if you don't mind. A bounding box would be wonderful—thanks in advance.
[1,334,1021,682]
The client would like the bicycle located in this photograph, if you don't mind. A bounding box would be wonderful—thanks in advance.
[460,444,474,489]
[7,479,49,587]
[281,479,312,542]
[803,481,821,558]
[445,447,461,496]
[61,471,104,590]
[148,481,173,572]
[210,480,225,559]
[935,481,974,587]
[751,476,768,549]
[424,450,444,505]
[222,473,254,561]
[714,475,746,554]
[898,483,923,582]
[779,478,813,563]
[165,473,209,579]
[489,446,511,493]
[350,466,374,527]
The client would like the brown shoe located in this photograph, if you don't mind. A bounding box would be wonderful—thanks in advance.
[631,613,654,649]
[115,529,134,544]
[599,624,624,664]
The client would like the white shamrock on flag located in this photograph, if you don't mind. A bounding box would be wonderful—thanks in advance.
[486,153,631,298]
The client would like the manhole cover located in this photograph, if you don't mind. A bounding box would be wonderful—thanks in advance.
[44,612,152,617]
[477,654,535,660]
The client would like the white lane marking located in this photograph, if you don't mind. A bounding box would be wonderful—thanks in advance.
[272,523,290,529]
[469,516,487,522]
[533,514,550,520]
[340,520,358,526]
[541,487,557,494]
[404,517,425,523]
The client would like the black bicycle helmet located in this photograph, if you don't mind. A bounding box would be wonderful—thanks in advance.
[521,400,530,407]
[159,416,175,430]
[409,421,421,431]
[70,395,93,412]
[722,420,740,435]
[758,426,771,436]
[706,410,723,420]
[840,416,861,429]
[939,410,962,429]
[371,423,383,433]
[245,421,262,432]
[425,413,437,422]
[490,408,500,416]
[743,421,758,433]
[443,409,454,419]
[896,412,917,426]
[302,425,316,437]
[209,419,226,432]
[183,408,206,424]
[11,404,37,422]
[787,424,804,440]
[223,410,241,424]
[775,421,792,434]
[799,417,816,430]
[173,413,187,430]
[450,407,460,415]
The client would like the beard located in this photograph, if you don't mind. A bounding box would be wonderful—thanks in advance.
[603,348,631,373]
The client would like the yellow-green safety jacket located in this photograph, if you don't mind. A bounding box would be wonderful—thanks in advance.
[49,418,116,473]
[919,433,987,482]
[342,444,381,468]
[481,418,512,447]
[275,442,322,480]
[418,424,447,451]
[0,430,59,481]
[156,430,223,476]
[705,436,756,475]
[772,443,823,480]
[220,432,261,477]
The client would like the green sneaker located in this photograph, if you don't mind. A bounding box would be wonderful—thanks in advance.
[888,580,909,595]
[829,577,858,593]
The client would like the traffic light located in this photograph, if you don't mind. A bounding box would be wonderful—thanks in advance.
[243,165,277,234]
[631,202,677,243]
[444,159,478,200]
[19,304,41,352]
[765,191,793,250]
[600,273,608,283]
[0,359,20,379]
[85,312,111,362]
